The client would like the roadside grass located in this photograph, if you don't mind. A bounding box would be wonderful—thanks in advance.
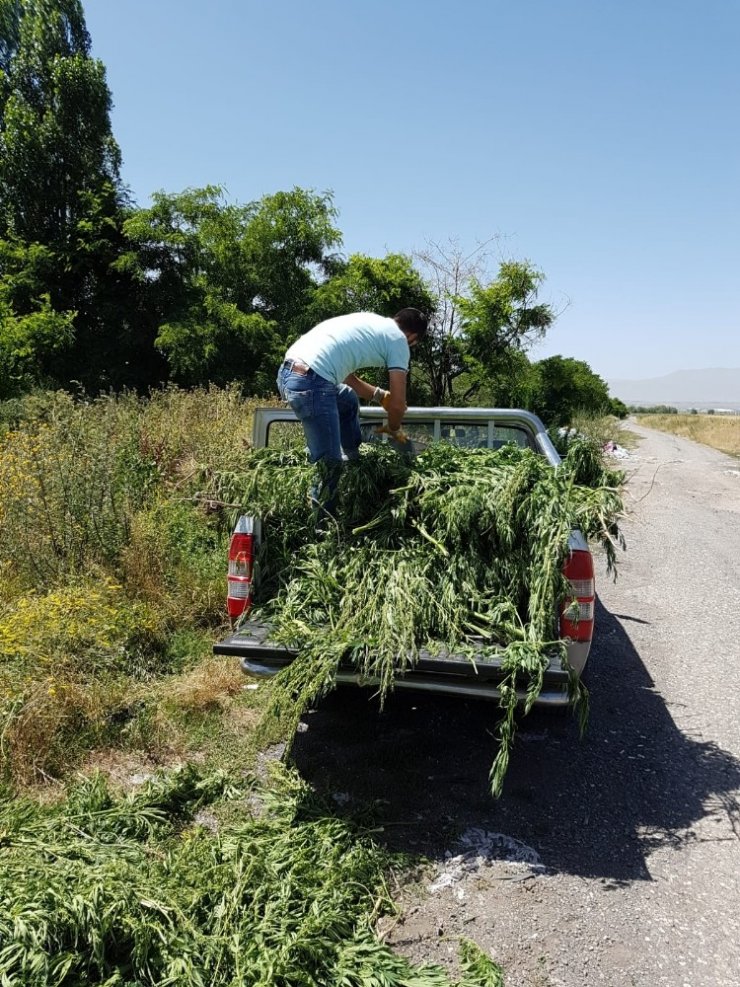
[634,413,740,457]
[549,413,638,457]
[569,412,636,449]
[0,386,270,785]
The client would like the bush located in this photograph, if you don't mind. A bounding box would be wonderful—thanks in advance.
[0,387,262,592]
[121,499,228,625]
[0,387,269,781]
[0,392,154,587]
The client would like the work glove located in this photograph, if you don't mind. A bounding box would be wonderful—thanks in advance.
[371,388,405,415]
[370,387,392,409]
[375,424,409,444]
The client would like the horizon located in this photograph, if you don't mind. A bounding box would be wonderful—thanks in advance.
[608,366,740,382]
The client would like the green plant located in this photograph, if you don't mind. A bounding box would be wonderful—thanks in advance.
[0,577,168,782]
[0,764,504,986]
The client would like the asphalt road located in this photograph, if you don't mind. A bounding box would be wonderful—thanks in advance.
[290,422,740,986]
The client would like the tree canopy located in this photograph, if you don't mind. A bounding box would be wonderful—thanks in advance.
[121,186,343,393]
[0,0,141,395]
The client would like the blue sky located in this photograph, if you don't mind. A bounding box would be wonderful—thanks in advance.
[83,0,739,381]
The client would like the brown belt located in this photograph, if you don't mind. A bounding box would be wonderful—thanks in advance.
[283,359,311,375]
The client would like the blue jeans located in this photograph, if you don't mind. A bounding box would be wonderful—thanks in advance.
[276,362,361,517]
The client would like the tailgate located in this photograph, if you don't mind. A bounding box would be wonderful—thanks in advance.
[213,620,570,686]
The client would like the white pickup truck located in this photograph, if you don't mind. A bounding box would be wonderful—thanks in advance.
[213,406,596,708]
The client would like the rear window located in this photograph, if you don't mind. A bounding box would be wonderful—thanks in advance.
[266,418,534,451]
[440,423,533,450]
[266,420,304,450]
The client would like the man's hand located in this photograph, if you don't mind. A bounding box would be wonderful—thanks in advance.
[375,425,409,444]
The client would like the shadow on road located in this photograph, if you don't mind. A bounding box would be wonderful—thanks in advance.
[289,598,740,881]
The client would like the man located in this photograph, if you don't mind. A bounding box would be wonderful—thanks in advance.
[276,308,428,518]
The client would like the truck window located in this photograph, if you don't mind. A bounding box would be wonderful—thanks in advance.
[441,423,534,450]
[266,421,305,450]
[441,424,488,448]
[491,426,532,450]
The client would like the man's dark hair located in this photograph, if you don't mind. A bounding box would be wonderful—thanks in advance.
[394,308,428,338]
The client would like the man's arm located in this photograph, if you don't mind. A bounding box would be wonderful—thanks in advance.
[343,370,407,432]
[343,373,377,402]
[384,369,407,432]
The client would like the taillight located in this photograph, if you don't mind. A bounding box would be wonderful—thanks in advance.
[227,515,255,622]
[560,549,595,642]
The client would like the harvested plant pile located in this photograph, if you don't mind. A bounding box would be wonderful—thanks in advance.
[214,440,625,795]
[0,766,504,986]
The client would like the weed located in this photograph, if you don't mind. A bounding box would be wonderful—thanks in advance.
[214,440,625,796]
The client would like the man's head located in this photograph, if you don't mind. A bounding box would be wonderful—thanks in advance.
[394,308,428,346]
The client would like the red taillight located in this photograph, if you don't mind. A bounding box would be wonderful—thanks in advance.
[560,549,595,642]
[227,516,255,622]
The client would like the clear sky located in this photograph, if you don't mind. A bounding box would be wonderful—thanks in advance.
[82,0,739,381]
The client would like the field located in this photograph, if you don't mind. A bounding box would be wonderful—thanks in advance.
[634,413,740,457]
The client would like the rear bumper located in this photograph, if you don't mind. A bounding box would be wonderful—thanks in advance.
[213,623,586,707]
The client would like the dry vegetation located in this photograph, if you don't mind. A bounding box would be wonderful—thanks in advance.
[634,413,740,457]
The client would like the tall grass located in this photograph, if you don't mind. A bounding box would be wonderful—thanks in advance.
[634,413,740,457]
[0,387,266,783]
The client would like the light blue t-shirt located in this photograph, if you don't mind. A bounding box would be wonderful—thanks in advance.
[285,312,410,385]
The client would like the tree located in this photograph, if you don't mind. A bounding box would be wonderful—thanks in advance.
[412,241,556,406]
[122,186,343,391]
[0,238,75,396]
[0,0,122,243]
[459,346,540,410]
[530,355,613,427]
[303,252,433,330]
[457,260,554,394]
[240,187,343,332]
[410,240,484,405]
[0,0,144,393]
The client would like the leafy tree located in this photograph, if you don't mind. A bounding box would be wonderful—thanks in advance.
[457,261,554,395]
[530,355,612,427]
[122,186,342,391]
[0,238,75,396]
[0,0,122,242]
[412,242,555,406]
[0,291,76,396]
[609,397,628,419]
[0,0,145,393]
[303,252,433,329]
[455,346,540,409]
[241,187,343,330]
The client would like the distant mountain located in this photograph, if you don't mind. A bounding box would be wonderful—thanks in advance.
[607,368,740,410]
